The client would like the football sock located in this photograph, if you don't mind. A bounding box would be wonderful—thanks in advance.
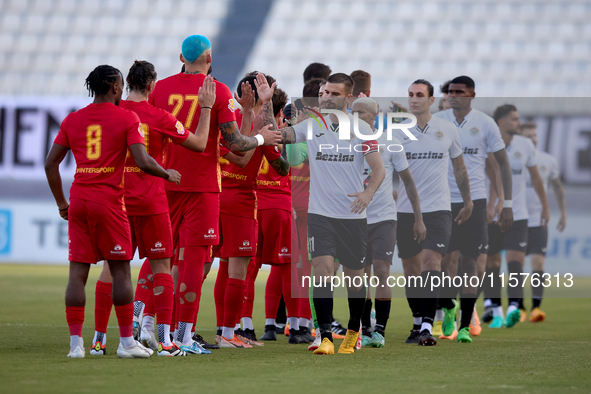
[142,315,154,334]
[265,318,276,326]
[486,267,502,305]
[313,285,333,341]
[235,323,240,330]
[223,278,246,335]
[276,295,287,325]
[243,259,258,320]
[114,303,134,341]
[178,246,207,323]
[438,274,456,310]
[299,318,310,329]
[375,299,391,332]
[532,270,544,309]
[214,260,229,328]
[94,281,112,336]
[176,321,193,344]
[405,281,422,330]
[361,298,373,331]
[222,326,234,339]
[265,265,283,319]
[506,304,518,316]
[420,322,433,333]
[134,259,154,309]
[280,263,300,319]
[143,293,155,320]
[158,323,172,346]
[66,306,84,337]
[347,286,366,331]
[435,308,444,322]
[93,331,106,346]
[420,270,441,330]
[288,316,299,330]
[133,301,145,319]
[483,298,492,308]
[298,261,312,319]
[492,306,504,317]
[70,335,81,349]
[242,317,254,330]
[152,273,174,327]
[459,293,477,330]
[507,261,523,308]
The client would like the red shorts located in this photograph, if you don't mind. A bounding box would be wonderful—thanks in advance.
[129,213,173,259]
[68,198,132,264]
[213,213,258,258]
[256,208,292,266]
[167,191,220,247]
[295,210,310,264]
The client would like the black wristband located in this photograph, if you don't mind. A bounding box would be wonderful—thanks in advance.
[201,106,212,110]
[59,205,69,211]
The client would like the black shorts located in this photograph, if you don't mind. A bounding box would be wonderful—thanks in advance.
[488,219,529,255]
[365,220,397,264]
[526,226,548,256]
[307,213,368,270]
[397,211,452,259]
[447,199,487,258]
[479,222,489,255]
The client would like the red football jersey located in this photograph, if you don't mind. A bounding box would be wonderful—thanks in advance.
[219,112,281,219]
[148,73,236,193]
[256,154,291,211]
[290,162,310,212]
[54,102,144,210]
[119,100,189,216]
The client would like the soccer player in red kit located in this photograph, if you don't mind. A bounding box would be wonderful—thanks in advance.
[89,61,217,356]
[45,65,180,358]
[213,72,290,348]
[148,35,280,351]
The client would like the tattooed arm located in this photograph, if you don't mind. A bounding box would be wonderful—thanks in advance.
[269,155,290,176]
[451,154,473,224]
[398,168,426,243]
[254,73,297,145]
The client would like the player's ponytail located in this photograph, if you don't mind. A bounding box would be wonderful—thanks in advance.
[84,65,123,97]
[126,60,157,94]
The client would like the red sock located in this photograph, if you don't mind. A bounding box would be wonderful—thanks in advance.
[280,263,300,318]
[114,304,133,338]
[299,261,312,319]
[153,273,174,326]
[66,306,85,336]
[94,281,112,334]
[242,259,259,320]
[134,259,154,305]
[143,289,155,318]
[178,246,207,324]
[214,260,229,327]
[223,278,246,328]
[265,265,283,319]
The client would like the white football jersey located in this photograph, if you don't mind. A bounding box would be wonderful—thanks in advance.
[434,108,505,203]
[363,133,409,225]
[503,134,537,221]
[293,113,378,219]
[395,115,463,214]
[526,150,558,227]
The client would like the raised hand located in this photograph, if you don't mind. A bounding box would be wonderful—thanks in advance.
[234,81,256,112]
[198,76,216,109]
[253,72,275,103]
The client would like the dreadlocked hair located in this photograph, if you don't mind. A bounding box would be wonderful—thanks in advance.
[127,60,157,93]
[84,65,122,97]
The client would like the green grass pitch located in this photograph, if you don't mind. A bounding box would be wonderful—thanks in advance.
[1,264,590,393]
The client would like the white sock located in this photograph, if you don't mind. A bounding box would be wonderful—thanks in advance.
[421,322,433,333]
[309,320,314,330]
[435,309,444,322]
[235,323,241,330]
[183,323,193,344]
[299,318,310,329]
[265,318,276,326]
[492,306,504,317]
[288,317,299,331]
[507,304,517,316]
[222,326,234,339]
[413,317,422,326]
[483,298,492,308]
[171,330,176,340]
[242,317,254,330]
[142,315,155,334]
[92,331,106,345]
[159,324,172,347]
[70,335,82,349]
[120,336,135,348]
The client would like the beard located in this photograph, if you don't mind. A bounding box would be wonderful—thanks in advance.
[320,98,341,110]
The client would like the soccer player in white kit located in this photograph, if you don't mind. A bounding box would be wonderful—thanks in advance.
[352,97,426,348]
[258,73,386,355]
[396,79,473,346]
[486,105,550,328]
[520,122,567,322]
[433,75,514,343]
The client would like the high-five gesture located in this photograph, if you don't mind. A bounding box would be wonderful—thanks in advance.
[234,81,256,113]
[198,75,216,109]
[253,72,275,103]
